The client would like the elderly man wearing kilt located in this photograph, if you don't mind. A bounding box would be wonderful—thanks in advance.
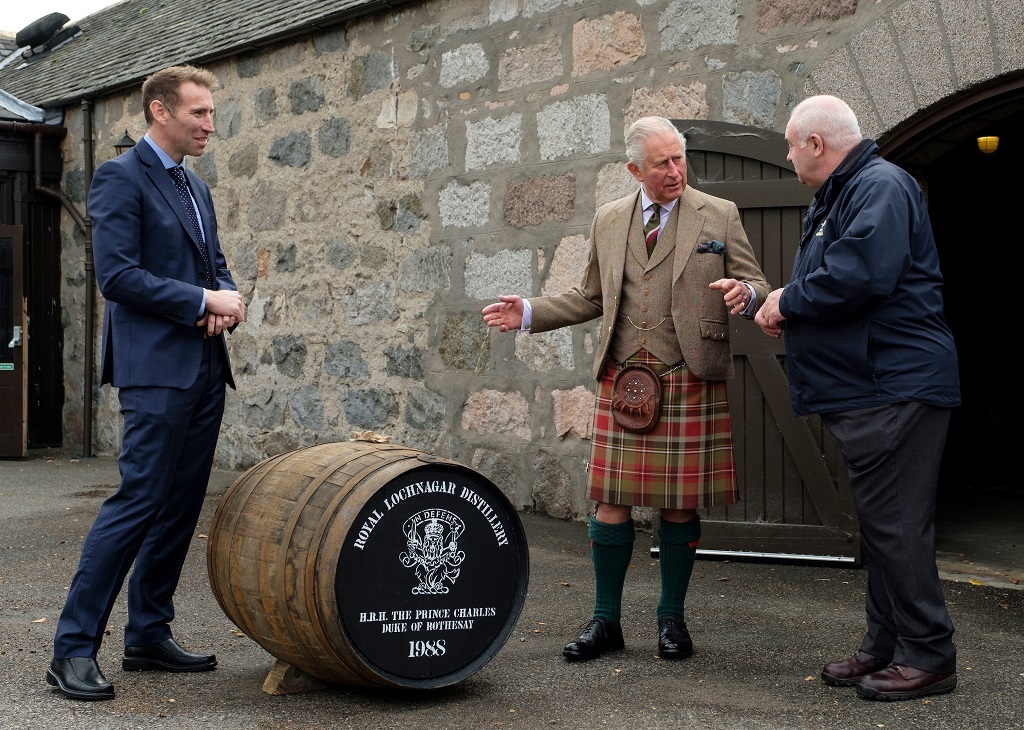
[483,116,770,661]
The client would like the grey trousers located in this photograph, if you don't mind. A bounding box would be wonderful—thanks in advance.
[821,402,956,674]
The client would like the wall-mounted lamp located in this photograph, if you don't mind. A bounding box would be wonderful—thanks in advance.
[114,130,136,155]
[977,135,999,154]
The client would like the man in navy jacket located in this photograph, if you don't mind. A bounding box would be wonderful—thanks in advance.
[46,65,245,701]
[756,95,959,701]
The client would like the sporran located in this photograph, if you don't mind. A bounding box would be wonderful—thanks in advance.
[611,362,662,434]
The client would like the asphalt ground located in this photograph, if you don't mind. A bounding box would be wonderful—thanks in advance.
[1,449,1022,730]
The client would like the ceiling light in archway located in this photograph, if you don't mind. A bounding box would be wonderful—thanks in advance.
[977,136,999,154]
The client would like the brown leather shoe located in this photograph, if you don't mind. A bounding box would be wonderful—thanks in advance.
[821,650,890,686]
[856,664,957,701]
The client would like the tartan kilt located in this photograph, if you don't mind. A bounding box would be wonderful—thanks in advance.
[588,349,739,510]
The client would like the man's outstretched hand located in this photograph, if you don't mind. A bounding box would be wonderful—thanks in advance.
[482,295,525,333]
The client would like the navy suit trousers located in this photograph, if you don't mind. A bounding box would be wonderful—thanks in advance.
[54,339,227,657]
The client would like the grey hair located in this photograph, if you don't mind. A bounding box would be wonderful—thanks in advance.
[788,95,862,152]
[625,116,686,166]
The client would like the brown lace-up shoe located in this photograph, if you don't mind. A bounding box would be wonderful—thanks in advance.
[856,664,957,701]
[821,650,890,686]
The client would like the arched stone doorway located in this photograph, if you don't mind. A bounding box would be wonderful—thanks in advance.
[665,85,1022,577]
[881,79,1024,580]
[803,0,1024,581]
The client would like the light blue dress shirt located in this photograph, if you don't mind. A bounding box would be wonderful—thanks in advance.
[142,134,208,316]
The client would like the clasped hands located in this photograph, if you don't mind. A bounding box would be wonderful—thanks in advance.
[753,287,785,338]
[198,289,247,337]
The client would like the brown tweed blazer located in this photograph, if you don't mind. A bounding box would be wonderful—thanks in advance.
[529,187,770,381]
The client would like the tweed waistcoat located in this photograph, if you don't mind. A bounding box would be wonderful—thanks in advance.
[609,198,684,367]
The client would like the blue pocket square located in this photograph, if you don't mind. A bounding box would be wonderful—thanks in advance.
[697,240,726,254]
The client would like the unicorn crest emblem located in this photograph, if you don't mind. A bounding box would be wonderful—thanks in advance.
[399,510,467,595]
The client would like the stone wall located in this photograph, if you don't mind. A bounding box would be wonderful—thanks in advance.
[54,0,1023,520]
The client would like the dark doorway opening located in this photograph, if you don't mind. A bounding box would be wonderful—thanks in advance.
[886,82,1024,584]
[926,111,1021,499]
[0,132,65,454]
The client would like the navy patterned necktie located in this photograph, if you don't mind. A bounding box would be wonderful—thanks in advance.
[644,203,661,257]
[168,165,212,286]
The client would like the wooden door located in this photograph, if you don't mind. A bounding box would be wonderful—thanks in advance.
[0,224,27,458]
[675,120,860,563]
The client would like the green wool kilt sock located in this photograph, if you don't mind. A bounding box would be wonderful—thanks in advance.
[589,517,635,624]
[657,516,701,621]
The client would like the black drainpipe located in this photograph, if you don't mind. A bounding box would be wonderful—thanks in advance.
[81,100,95,458]
[31,130,87,237]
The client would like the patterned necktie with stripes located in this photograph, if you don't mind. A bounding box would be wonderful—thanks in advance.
[644,203,661,257]
[168,165,212,286]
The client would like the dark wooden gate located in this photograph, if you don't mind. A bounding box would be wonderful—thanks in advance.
[0,223,27,457]
[675,120,860,563]
[0,131,65,453]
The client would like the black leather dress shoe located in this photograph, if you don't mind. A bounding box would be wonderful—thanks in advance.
[562,618,625,661]
[123,638,217,672]
[46,657,115,701]
[856,664,957,701]
[821,650,890,686]
[657,616,693,659]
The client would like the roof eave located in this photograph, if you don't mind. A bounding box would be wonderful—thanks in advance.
[34,0,413,109]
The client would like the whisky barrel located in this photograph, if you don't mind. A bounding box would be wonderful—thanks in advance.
[206,441,529,689]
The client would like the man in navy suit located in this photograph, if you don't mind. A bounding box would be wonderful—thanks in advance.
[46,65,246,701]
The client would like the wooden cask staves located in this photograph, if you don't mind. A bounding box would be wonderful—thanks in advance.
[206,440,529,690]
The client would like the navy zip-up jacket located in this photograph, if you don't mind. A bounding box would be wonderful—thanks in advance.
[778,140,960,417]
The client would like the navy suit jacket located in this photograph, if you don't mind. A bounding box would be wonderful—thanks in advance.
[91,139,236,389]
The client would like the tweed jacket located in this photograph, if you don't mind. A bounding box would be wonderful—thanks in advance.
[530,187,770,381]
